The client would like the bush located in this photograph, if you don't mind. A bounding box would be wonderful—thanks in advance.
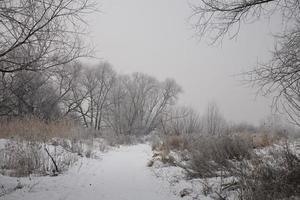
[187,135,253,178]
[0,141,43,177]
[165,135,188,151]
[186,135,300,199]
[0,140,77,177]
[234,143,300,200]
[252,133,278,148]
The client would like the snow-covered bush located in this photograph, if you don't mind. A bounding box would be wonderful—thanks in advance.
[150,133,300,199]
[53,137,108,158]
[187,134,253,178]
[233,142,300,200]
[0,140,77,177]
[0,140,44,177]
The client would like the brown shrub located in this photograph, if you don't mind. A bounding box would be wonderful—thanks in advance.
[150,146,175,165]
[251,133,284,148]
[164,135,188,151]
[233,132,282,148]
[149,135,184,166]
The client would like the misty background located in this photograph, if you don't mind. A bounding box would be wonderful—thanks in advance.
[83,0,283,125]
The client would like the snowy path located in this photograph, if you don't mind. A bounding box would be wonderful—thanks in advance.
[1,144,180,200]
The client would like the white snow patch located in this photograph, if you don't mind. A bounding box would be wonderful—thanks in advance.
[1,144,181,200]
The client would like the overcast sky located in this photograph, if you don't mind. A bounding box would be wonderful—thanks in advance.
[85,0,283,125]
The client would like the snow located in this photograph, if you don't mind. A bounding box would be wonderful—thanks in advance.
[151,159,205,199]
[0,139,7,150]
[150,149,241,200]
[3,139,298,200]
[149,139,300,200]
[1,144,180,200]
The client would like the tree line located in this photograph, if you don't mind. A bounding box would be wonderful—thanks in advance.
[0,62,182,136]
[0,0,299,136]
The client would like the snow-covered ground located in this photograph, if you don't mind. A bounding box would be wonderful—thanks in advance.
[2,139,299,200]
[1,144,181,200]
[150,139,300,200]
[150,152,235,200]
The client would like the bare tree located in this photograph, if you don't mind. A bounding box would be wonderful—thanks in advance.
[0,0,96,73]
[203,102,226,135]
[160,106,203,135]
[190,0,299,43]
[190,0,300,126]
[107,76,128,135]
[107,73,182,136]
[52,62,84,117]
[143,78,182,135]
[67,63,116,130]
[0,71,61,119]
[248,24,300,125]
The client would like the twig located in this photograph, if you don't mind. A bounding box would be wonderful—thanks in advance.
[44,147,59,174]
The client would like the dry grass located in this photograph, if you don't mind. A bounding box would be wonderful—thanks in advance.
[149,135,186,166]
[0,116,79,141]
[0,117,104,177]
[165,135,188,150]
[149,147,175,166]
[232,132,284,149]
[152,135,188,152]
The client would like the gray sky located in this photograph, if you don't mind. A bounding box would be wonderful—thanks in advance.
[86,0,283,125]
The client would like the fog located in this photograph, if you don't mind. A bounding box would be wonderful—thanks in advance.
[86,0,283,124]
